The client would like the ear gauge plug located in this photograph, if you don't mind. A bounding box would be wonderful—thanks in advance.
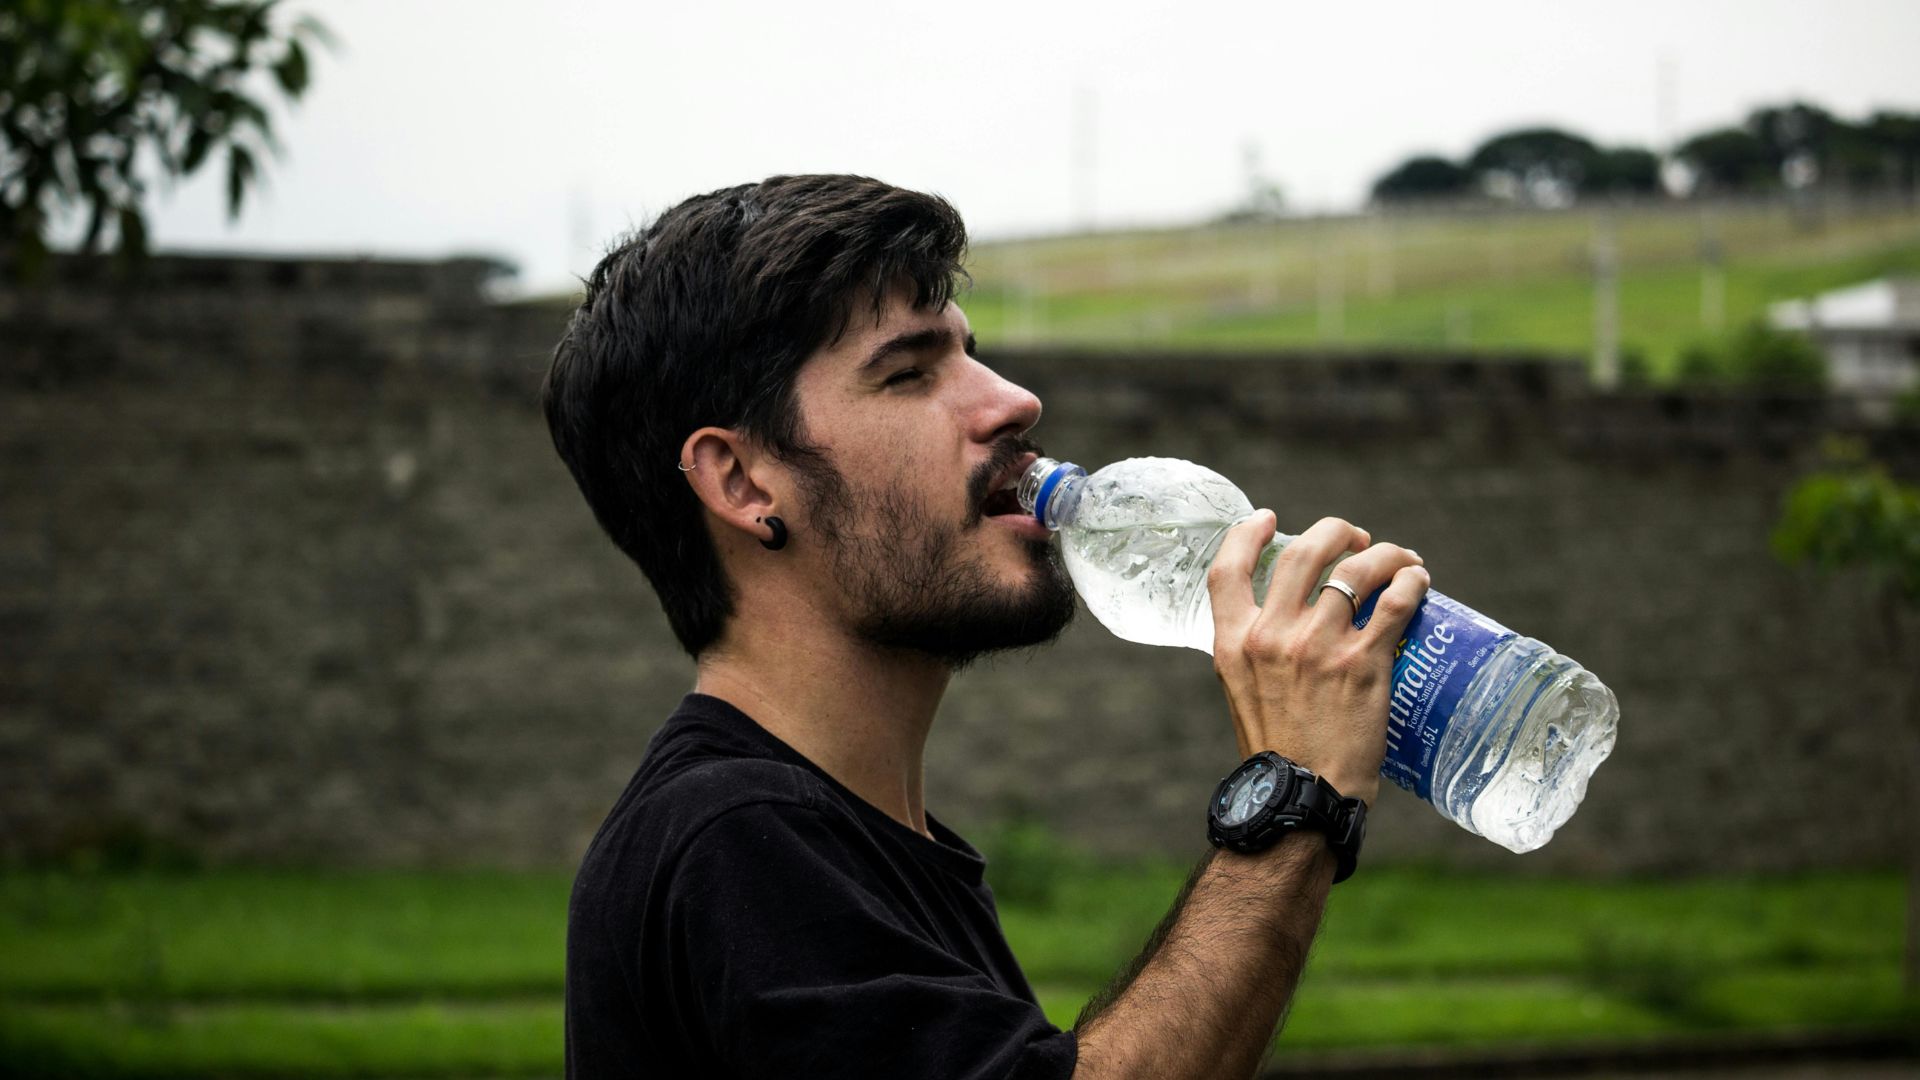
[760,516,788,551]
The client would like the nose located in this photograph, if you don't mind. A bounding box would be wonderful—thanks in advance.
[970,358,1043,443]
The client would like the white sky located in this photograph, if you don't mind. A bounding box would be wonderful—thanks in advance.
[128,0,1920,295]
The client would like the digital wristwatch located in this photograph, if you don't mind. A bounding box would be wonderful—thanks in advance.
[1206,751,1367,883]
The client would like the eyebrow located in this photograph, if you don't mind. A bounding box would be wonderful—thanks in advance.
[857,327,977,375]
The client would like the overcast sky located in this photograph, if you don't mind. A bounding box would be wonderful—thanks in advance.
[130,0,1920,295]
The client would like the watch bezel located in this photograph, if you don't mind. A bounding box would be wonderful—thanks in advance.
[1207,752,1306,852]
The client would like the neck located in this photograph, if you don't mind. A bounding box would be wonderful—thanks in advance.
[695,615,951,839]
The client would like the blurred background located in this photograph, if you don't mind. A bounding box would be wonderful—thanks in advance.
[3,0,1918,1076]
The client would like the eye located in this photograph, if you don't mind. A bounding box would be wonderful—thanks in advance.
[883,368,925,387]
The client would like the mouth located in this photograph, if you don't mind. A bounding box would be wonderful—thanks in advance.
[978,452,1039,520]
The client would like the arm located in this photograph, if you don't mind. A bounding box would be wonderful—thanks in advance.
[1072,512,1429,1080]
[1072,839,1334,1079]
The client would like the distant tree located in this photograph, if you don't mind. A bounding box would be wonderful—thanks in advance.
[1746,101,1878,192]
[1746,101,1839,166]
[1369,155,1472,203]
[1674,127,1777,194]
[0,0,330,278]
[1674,100,1920,196]
[1615,343,1652,386]
[1822,121,1892,190]
[1862,110,1920,194]
[1771,444,1920,991]
[1674,341,1725,384]
[1670,324,1825,388]
[1583,147,1662,197]
[1725,322,1826,388]
[1775,449,1920,604]
[1800,108,1920,194]
[1465,127,1604,207]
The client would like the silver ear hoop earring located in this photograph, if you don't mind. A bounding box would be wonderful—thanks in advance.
[675,462,695,473]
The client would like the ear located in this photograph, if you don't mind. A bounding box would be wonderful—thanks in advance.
[680,427,781,546]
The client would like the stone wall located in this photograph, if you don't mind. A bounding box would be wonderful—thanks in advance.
[3,254,1915,873]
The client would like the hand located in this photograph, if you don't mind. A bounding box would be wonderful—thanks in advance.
[1205,512,1430,805]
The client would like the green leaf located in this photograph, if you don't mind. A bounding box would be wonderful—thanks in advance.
[225,143,255,219]
[182,125,213,174]
[229,96,274,138]
[237,1,275,47]
[273,39,308,97]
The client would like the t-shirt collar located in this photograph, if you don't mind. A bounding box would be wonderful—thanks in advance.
[673,692,989,883]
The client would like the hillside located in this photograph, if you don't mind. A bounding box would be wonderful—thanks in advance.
[960,197,1920,377]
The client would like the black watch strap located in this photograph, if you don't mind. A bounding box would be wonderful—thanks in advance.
[1207,752,1368,883]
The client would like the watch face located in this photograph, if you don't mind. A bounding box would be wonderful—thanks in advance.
[1220,760,1277,827]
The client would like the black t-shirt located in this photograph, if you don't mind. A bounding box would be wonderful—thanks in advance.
[565,692,1078,1079]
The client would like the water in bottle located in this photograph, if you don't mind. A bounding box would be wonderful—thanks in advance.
[1017,455,1617,854]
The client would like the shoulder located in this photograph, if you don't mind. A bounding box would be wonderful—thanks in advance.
[658,755,825,814]
[571,755,844,937]
[599,755,834,864]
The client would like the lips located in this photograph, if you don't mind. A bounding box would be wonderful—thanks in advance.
[976,450,1039,520]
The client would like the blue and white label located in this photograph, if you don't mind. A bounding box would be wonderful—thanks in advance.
[1352,590,1515,800]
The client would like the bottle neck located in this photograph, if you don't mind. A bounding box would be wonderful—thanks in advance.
[1016,457,1088,530]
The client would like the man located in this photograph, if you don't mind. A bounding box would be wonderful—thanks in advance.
[543,174,1428,1079]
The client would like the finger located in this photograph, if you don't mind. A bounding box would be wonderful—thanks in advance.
[1206,510,1278,635]
[1263,516,1371,616]
[1310,542,1422,633]
[1360,563,1432,650]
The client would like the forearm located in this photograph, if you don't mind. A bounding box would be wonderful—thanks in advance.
[1070,833,1336,1080]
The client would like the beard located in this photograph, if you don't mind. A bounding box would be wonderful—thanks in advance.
[790,438,1077,670]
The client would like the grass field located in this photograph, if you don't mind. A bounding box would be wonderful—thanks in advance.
[1,862,1911,1077]
[957,197,1920,376]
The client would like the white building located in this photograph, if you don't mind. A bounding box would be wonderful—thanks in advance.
[1769,278,1920,395]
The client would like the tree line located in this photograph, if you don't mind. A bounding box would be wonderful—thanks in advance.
[1370,101,1920,206]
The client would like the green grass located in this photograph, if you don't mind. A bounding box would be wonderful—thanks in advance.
[0,870,566,1001]
[0,1002,560,1079]
[959,199,1920,376]
[1277,967,1914,1052]
[0,864,1910,1077]
[997,859,1901,985]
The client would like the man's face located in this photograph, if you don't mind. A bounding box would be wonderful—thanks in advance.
[783,291,1076,667]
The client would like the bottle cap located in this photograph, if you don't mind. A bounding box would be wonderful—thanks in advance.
[1017,458,1082,530]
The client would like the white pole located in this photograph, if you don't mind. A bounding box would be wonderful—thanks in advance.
[1072,86,1096,232]
[1318,229,1345,343]
[1700,207,1725,333]
[1592,213,1620,388]
[1368,214,1395,298]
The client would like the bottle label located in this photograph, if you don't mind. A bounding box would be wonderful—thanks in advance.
[1353,590,1516,800]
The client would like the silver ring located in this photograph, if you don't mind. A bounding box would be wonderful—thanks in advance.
[675,461,695,473]
[1317,578,1360,618]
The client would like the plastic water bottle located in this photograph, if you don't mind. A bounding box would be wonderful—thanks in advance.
[1017,455,1617,854]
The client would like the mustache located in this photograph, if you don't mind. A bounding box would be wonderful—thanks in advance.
[967,434,1047,521]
